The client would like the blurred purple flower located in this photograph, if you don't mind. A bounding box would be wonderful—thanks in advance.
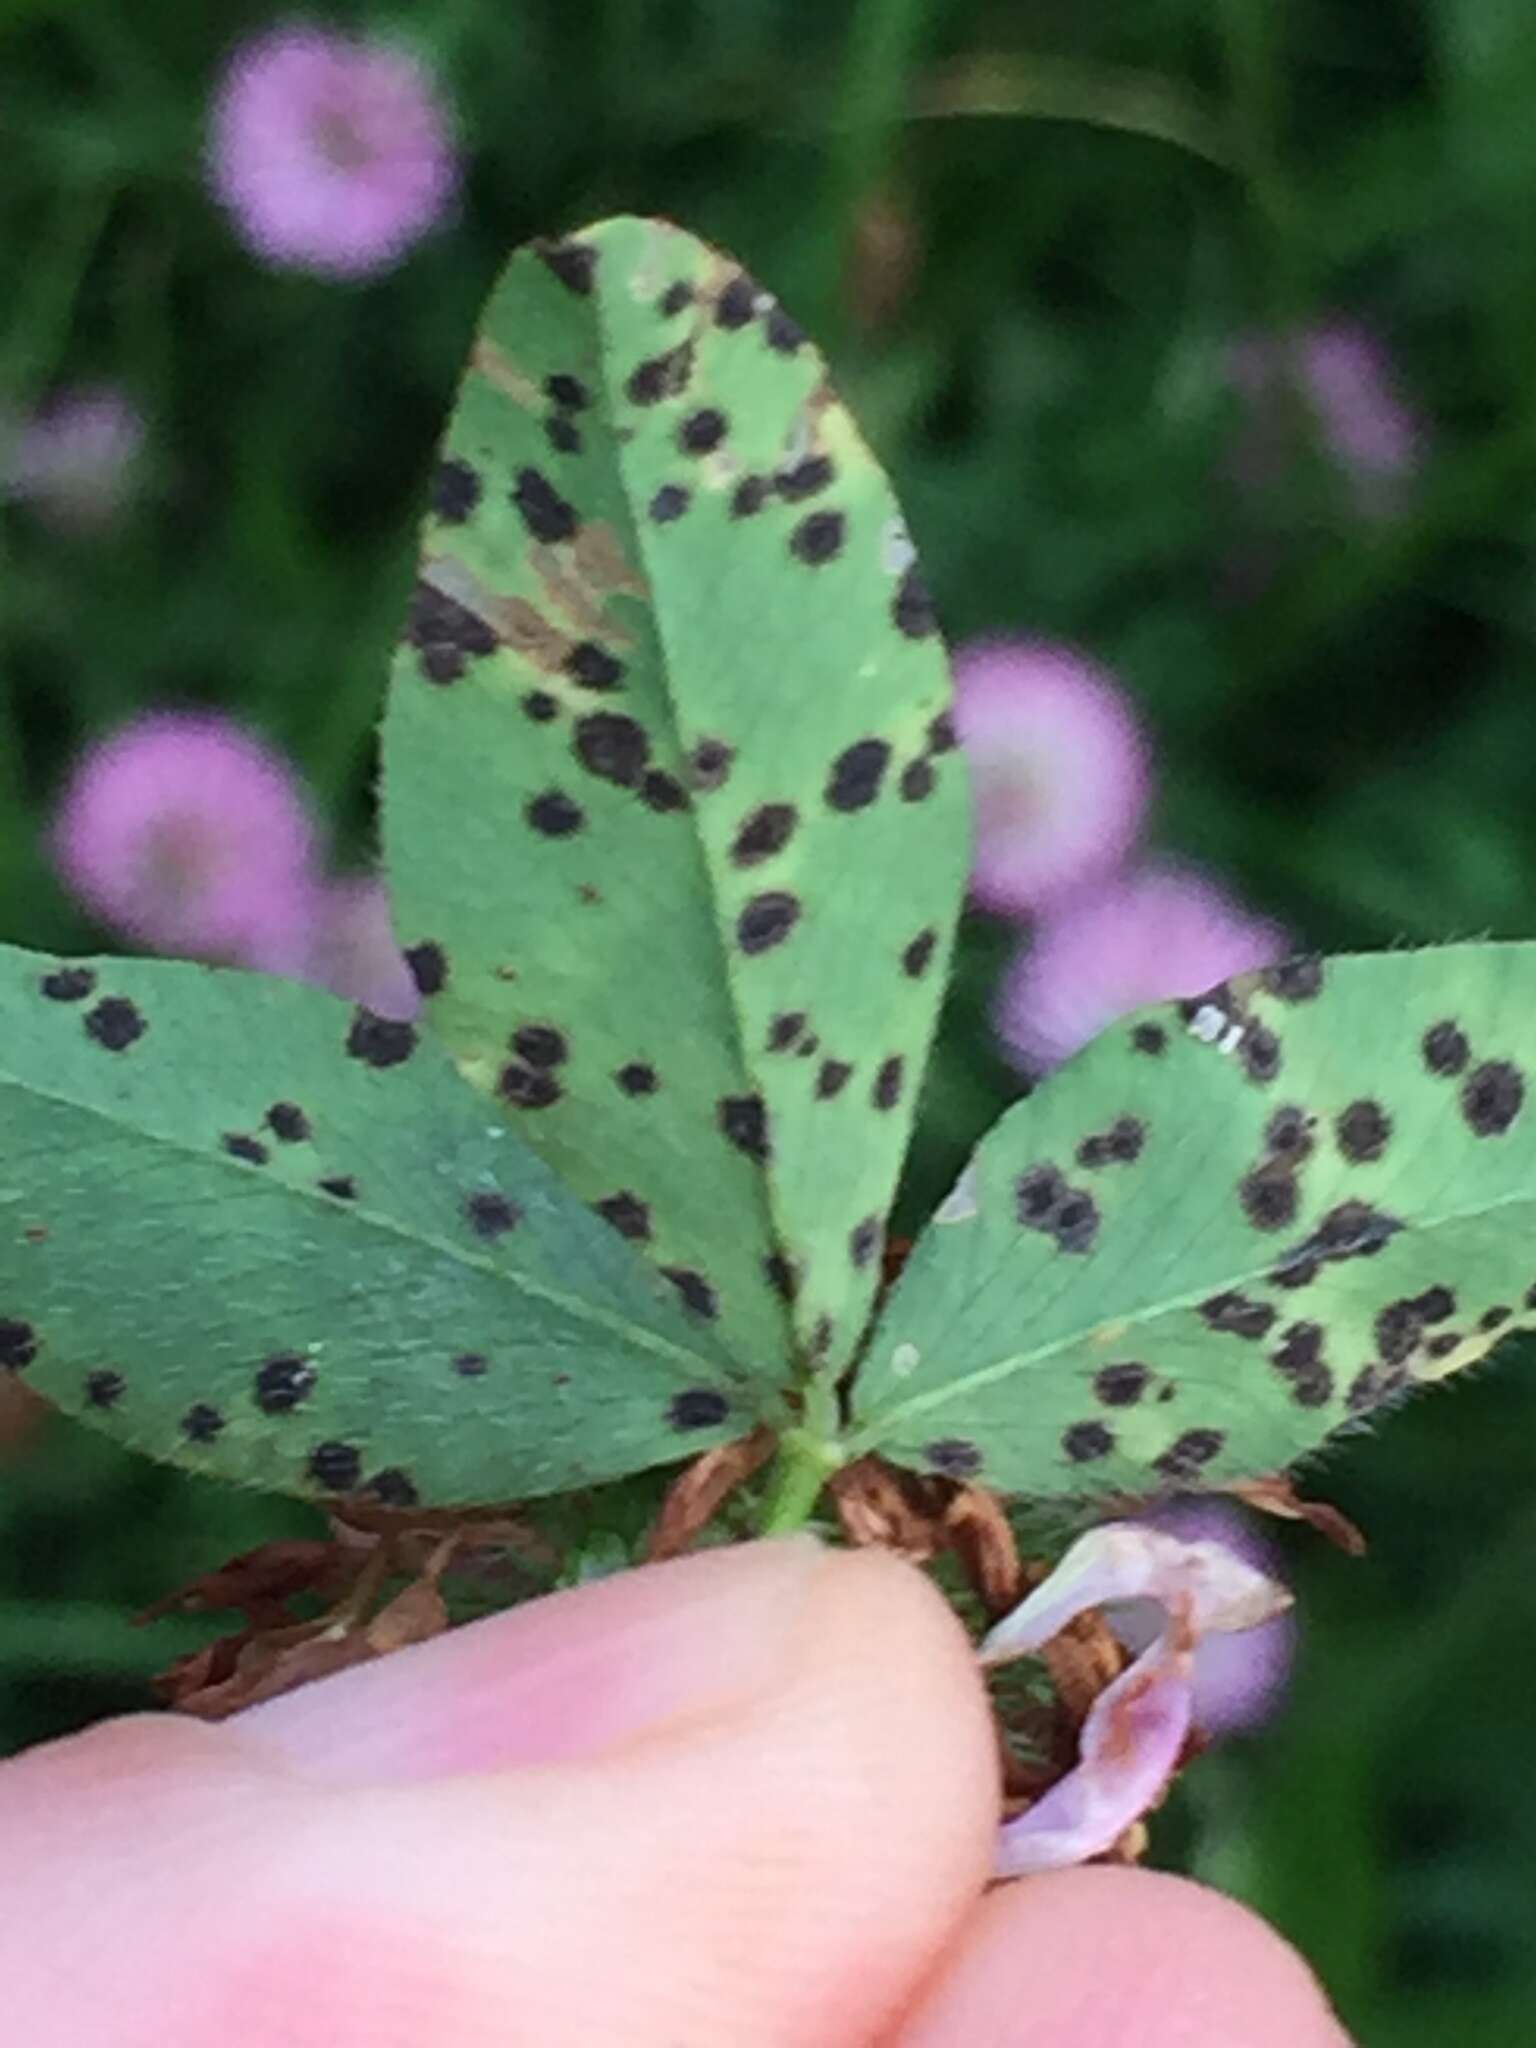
[952,639,1151,917]
[1111,1499,1296,1740]
[1228,321,1422,519]
[3,385,144,531]
[51,712,317,971]
[995,863,1288,1073]
[305,876,419,1021]
[208,23,458,280]
[982,1520,1291,1875]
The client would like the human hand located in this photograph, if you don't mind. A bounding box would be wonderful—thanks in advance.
[0,1539,1351,2046]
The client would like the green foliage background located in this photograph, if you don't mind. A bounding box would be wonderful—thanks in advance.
[4,3,1536,2037]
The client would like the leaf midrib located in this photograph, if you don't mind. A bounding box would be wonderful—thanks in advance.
[850,1181,1536,1441]
[589,242,799,1366]
[0,1062,719,1381]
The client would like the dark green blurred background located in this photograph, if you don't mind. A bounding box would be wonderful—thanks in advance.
[5,2,1536,2038]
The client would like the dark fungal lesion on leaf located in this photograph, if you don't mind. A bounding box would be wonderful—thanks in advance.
[84,996,147,1051]
[345,1010,417,1069]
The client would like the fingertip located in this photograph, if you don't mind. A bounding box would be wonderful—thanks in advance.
[891,1866,1354,2048]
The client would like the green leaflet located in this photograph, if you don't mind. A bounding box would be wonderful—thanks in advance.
[382,216,967,1379]
[0,947,757,1505]
[853,945,1536,1498]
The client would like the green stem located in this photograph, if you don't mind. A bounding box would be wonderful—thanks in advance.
[757,1441,830,1535]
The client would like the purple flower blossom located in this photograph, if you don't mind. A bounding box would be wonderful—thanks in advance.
[982,1521,1291,1875]
[1228,321,1422,520]
[1112,1499,1295,1739]
[305,876,419,1021]
[952,639,1152,917]
[51,713,317,971]
[2,385,144,531]
[208,24,458,280]
[994,863,1288,1073]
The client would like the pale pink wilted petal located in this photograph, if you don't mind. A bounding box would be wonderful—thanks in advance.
[985,1520,1291,1874]
[980,1521,1291,1670]
[306,876,419,1021]
[51,712,318,969]
[1113,1499,1296,1738]
[208,24,458,280]
[952,639,1152,917]
[1228,320,1422,520]
[995,1639,1194,1877]
[994,862,1287,1072]
[3,385,144,531]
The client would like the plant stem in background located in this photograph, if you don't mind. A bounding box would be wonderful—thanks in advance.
[816,0,931,345]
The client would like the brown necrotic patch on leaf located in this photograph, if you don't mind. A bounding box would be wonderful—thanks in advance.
[766,1011,807,1053]
[1240,1025,1282,1085]
[525,789,586,838]
[1155,1428,1226,1479]
[899,759,936,804]
[40,965,95,1002]
[649,484,691,524]
[84,996,146,1051]
[181,1403,224,1443]
[1239,1161,1299,1232]
[345,1009,417,1069]
[718,1094,770,1162]
[1261,955,1324,1002]
[0,1320,38,1370]
[736,892,801,955]
[307,1441,363,1492]
[668,1387,731,1431]
[1200,1292,1276,1340]
[789,510,846,566]
[563,641,625,691]
[892,564,937,639]
[925,1438,983,1478]
[826,738,891,812]
[431,458,482,523]
[403,943,447,997]
[1336,1098,1392,1163]
[615,1060,659,1097]
[318,1176,357,1201]
[849,1215,882,1268]
[254,1354,317,1414]
[662,1268,720,1321]
[626,342,695,407]
[1422,1019,1470,1077]
[816,1058,852,1100]
[901,928,937,979]
[222,1133,269,1166]
[534,237,596,294]
[85,1368,125,1407]
[1094,1362,1151,1407]
[1062,1420,1115,1462]
[574,712,649,788]
[872,1056,904,1111]
[1461,1059,1525,1137]
[595,1190,652,1241]
[1076,1116,1146,1169]
[498,1063,562,1109]
[731,803,798,866]
[511,1024,568,1069]
[406,580,499,686]
[464,1191,521,1240]
[689,737,735,791]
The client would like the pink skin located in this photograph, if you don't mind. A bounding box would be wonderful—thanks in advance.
[208,24,458,280]
[0,1542,1351,2045]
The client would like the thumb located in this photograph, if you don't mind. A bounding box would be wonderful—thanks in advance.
[0,1539,999,2048]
